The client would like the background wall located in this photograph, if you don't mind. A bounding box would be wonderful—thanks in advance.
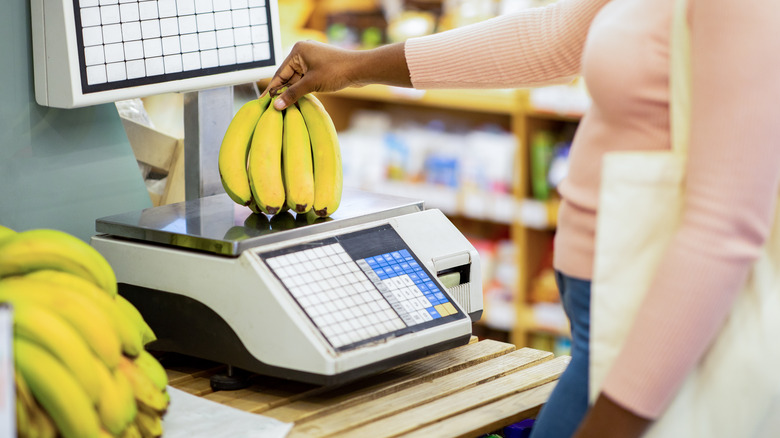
[0,1,151,242]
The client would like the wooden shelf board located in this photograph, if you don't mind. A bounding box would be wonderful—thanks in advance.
[323,85,524,115]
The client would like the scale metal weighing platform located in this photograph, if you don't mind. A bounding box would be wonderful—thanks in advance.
[92,189,483,387]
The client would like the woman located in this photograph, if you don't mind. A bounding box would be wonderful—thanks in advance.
[262,0,780,436]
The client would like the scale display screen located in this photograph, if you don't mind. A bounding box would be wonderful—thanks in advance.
[260,225,466,352]
[32,0,281,108]
[75,0,274,92]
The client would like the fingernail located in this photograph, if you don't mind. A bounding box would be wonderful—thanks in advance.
[274,98,285,110]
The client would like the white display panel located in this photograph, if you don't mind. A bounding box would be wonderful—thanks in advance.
[31,0,281,108]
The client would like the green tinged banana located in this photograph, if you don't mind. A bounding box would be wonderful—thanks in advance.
[116,294,157,346]
[218,94,272,206]
[298,94,343,217]
[282,103,314,213]
[134,349,169,391]
[0,277,122,369]
[26,270,143,358]
[0,228,117,296]
[134,410,163,438]
[14,338,101,438]
[0,224,16,244]
[94,361,138,436]
[12,301,103,404]
[248,103,286,215]
[120,423,143,438]
[118,356,170,414]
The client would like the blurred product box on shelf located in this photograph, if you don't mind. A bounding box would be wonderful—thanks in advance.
[530,302,569,335]
[529,78,592,116]
[529,129,572,202]
[278,0,328,53]
[530,331,571,356]
[469,238,518,332]
[339,109,518,223]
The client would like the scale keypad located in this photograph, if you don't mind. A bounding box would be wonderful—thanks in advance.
[264,242,459,350]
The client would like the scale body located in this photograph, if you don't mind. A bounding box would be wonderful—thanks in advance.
[92,189,483,386]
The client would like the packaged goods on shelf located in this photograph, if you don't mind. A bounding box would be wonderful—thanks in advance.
[529,332,571,356]
[529,130,572,201]
[529,78,592,117]
[339,110,516,196]
[468,238,518,332]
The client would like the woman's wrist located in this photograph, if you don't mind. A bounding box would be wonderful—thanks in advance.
[351,42,412,88]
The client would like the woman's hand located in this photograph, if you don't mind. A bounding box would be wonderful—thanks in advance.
[262,41,411,110]
[574,393,651,438]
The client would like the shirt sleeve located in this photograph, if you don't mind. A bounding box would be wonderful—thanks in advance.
[404,0,611,89]
[602,0,780,418]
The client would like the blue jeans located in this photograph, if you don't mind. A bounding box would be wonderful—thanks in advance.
[528,271,591,438]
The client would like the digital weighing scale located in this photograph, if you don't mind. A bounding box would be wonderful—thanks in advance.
[92,189,483,386]
[37,0,485,388]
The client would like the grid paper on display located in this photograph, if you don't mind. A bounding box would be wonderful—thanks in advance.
[74,0,274,92]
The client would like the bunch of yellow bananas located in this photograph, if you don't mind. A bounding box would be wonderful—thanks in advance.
[218,92,343,218]
[0,225,169,438]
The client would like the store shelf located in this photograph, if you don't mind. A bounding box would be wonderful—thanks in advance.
[327,85,524,115]
[366,181,518,225]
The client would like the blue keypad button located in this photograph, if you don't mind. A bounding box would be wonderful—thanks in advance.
[409,261,420,269]
[383,266,395,277]
[400,262,410,271]
[400,249,411,258]
[426,307,441,319]
[425,281,437,291]
[391,251,404,261]
[382,254,394,263]
[392,265,404,275]
[408,273,420,283]
[434,292,446,301]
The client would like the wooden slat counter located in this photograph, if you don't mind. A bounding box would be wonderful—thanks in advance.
[163,338,569,438]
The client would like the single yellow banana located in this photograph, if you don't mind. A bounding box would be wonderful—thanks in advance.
[0,228,117,296]
[15,397,31,438]
[12,301,103,404]
[14,338,101,438]
[118,356,170,414]
[248,103,286,215]
[120,423,143,438]
[23,398,58,438]
[297,94,343,217]
[134,409,163,438]
[26,270,143,358]
[133,349,169,391]
[282,103,315,213]
[94,360,138,436]
[247,196,264,215]
[0,277,122,369]
[15,370,33,438]
[218,94,273,206]
[15,368,58,438]
[115,294,157,346]
[0,224,16,243]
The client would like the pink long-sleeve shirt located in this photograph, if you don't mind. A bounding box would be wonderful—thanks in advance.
[405,0,780,419]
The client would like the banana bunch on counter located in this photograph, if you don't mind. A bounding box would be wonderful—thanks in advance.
[218,92,343,217]
[0,225,169,438]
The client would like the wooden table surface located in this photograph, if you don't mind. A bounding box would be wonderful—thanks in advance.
[163,338,569,438]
